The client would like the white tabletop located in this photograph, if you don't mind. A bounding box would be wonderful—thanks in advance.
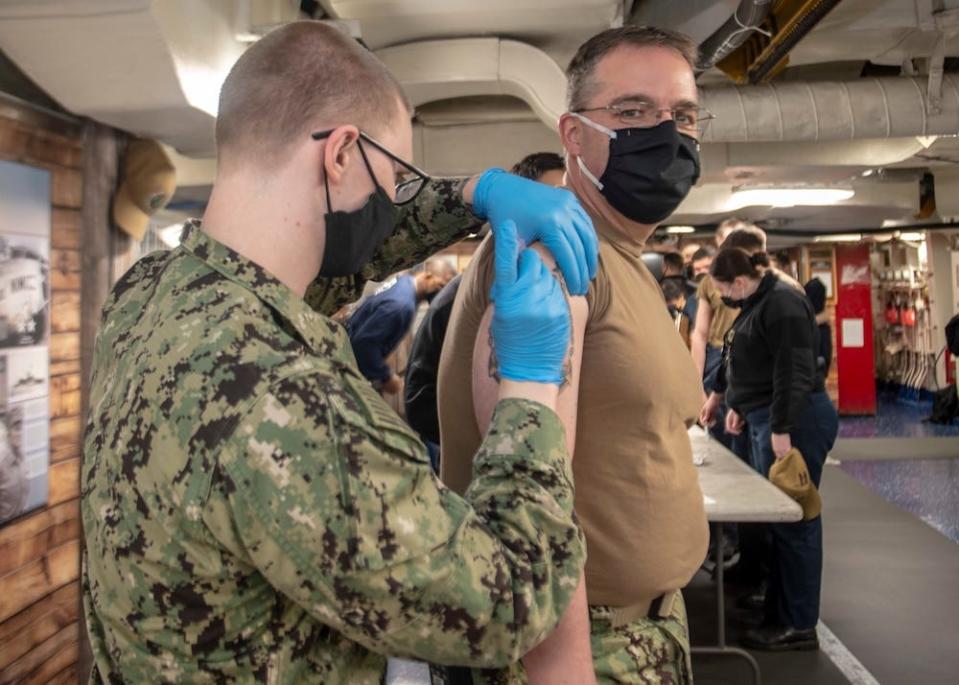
[688,426,803,523]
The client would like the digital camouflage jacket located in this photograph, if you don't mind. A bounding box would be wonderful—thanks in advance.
[81,180,585,683]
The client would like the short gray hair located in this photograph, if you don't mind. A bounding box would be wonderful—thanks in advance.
[566,25,698,111]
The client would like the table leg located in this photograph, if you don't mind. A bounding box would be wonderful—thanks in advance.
[716,522,725,647]
[691,523,762,685]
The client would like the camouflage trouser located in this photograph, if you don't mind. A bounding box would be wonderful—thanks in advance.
[588,592,692,684]
[440,592,692,685]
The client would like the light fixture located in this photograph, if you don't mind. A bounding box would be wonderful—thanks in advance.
[897,232,925,242]
[881,219,911,228]
[665,225,696,234]
[158,224,184,249]
[813,233,862,243]
[728,186,855,209]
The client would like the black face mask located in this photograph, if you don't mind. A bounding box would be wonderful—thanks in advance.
[574,116,701,224]
[721,282,747,309]
[693,272,708,284]
[318,144,397,278]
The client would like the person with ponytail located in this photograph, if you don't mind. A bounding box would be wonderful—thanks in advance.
[700,247,839,652]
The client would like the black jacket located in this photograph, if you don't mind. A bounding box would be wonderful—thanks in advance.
[403,275,461,444]
[716,272,823,433]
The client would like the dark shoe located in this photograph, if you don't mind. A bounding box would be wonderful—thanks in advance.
[742,625,819,652]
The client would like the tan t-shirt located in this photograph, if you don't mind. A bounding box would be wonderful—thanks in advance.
[438,214,709,607]
[698,274,740,349]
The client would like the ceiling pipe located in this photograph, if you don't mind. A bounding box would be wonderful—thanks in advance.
[700,75,959,143]
[696,0,774,73]
[747,0,843,83]
[629,0,739,45]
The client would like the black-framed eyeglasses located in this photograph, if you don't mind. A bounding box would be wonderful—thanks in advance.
[573,101,715,136]
[311,129,430,206]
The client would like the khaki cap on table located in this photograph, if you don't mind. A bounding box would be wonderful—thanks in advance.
[769,447,822,521]
[112,139,176,241]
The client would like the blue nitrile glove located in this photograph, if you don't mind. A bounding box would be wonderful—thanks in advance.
[490,219,571,385]
[473,168,598,297]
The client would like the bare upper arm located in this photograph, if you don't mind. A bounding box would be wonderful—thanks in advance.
[472,243,588,457]
[693,292,713,340]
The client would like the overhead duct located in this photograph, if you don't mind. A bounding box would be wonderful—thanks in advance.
[381,39,959,145]
[696,0,774,72]
[376,38,567,131]
[700,75,959,143]
[713,0,845,83]
[629,0,740,45]
[744,0,844,83]
[0,0,245,155]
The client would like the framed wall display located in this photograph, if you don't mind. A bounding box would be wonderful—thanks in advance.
[807,246,837,303]
[0,159,51,525]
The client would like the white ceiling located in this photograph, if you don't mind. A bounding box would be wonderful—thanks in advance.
[0,0,956,239]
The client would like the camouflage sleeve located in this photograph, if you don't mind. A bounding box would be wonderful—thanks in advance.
[304,177,483,315]
[204,371,584,668]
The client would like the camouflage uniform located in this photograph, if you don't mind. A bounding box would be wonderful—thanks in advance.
[587,594,692,685]
[81,179,585,683]
[304,178,482,315]
[465,594,692,685]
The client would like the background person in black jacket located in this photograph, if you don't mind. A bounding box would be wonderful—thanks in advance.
[700,247,839,652]
[804,277,832,376]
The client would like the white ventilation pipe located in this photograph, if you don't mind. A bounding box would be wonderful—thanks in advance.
[377,38,567,131]
[700,75,959,143]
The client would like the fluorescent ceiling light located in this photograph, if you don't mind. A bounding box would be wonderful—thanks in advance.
[158,224,184,249]
[814,233,862,243]
[897,232,925,242]
[665,225,696,234]
[728,187,855,209]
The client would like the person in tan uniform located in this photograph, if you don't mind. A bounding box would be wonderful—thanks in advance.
[690,217,750,394]
[439,25,711,683]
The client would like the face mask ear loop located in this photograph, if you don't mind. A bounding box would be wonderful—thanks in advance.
[570,111,618,139]
[323,170,333,214]
[356,139,381,190]
[570,112,615,191]
[576,156,605,191]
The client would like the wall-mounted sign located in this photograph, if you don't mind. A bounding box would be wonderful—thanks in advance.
[0,160,51,526]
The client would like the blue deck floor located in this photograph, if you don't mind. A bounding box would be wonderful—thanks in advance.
[838,392,959,438]
[839,458,959,544]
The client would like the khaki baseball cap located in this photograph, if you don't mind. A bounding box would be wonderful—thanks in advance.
[769,448,822,521]
[112,139,176,241]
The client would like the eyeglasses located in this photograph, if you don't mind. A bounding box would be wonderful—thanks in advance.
[311,129,430,206]
[573,101,715,136]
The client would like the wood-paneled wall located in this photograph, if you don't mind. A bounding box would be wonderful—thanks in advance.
[0,108,84,685]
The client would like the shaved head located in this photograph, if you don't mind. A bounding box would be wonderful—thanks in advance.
[216,21,410,169]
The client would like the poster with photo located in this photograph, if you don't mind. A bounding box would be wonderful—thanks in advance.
[0,160,51,525]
